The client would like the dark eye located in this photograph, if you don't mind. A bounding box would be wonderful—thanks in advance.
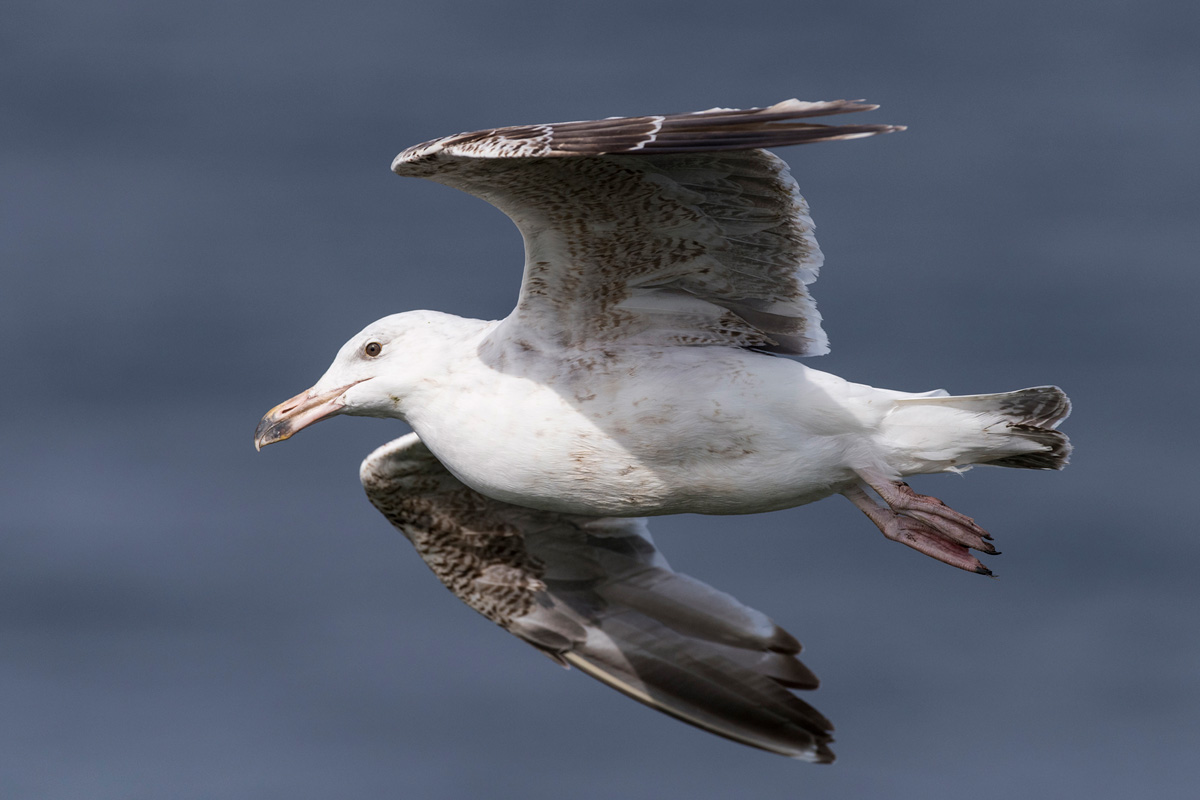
[363,341,383,357]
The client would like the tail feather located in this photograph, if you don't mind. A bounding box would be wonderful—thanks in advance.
[887,385,1072,473]
[895,386,1070,429]
[984,423,1071,470]
[988,385,1071,429]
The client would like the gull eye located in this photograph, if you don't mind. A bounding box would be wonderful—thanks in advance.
[363,341,383,358]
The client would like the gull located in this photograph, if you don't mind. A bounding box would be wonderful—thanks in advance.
[254,99,1070,762]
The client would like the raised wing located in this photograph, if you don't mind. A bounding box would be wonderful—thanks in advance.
[361,433,835,762]
[392,99,902,356]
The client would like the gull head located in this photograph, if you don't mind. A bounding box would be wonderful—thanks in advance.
[254,310,458,450]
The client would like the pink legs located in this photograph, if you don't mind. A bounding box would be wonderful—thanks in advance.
[843,471,998,576]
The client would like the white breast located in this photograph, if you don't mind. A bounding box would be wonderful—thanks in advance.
[400,341,894,517]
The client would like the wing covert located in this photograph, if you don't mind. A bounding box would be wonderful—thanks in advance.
[360,433,835,762]
[391,99,902,356]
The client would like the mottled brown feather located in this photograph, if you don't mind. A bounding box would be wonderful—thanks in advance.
[360,433,835,762]
[391,99,902,356]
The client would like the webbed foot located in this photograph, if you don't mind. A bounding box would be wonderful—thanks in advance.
[843,474,997,575]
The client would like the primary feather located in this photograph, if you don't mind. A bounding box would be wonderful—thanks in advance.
[361,433,835,762]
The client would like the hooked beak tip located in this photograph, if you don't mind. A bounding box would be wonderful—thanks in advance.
[253,406,297,451]
[254,380,365,452]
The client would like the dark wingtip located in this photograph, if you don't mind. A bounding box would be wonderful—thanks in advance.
[812,741,837,764]
[767,624,804,654]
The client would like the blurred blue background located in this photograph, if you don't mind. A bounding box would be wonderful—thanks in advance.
[4,1,1197,797]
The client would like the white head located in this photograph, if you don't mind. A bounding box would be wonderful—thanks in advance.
[254,310,466,449]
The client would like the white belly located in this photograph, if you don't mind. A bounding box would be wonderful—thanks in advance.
[401,346,894,517]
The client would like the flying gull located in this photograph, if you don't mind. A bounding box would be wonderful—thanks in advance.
[254,99,1071,763]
